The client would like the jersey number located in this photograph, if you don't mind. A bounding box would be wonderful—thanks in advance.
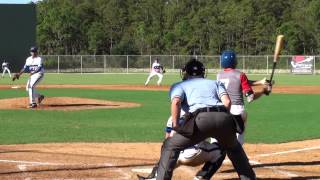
[219,79,230,89]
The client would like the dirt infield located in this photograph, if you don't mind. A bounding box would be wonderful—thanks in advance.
[1,84,320,179]
[1,84,319,110]
[1,84,320,94]
[0,97,140,110]
[0,139,319,179]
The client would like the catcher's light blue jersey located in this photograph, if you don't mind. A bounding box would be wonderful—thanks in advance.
[169,78,228,113]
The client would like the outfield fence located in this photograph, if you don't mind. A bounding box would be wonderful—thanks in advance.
[41,55,320,74]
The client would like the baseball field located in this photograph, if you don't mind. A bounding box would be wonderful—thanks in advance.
[0,73,320,179]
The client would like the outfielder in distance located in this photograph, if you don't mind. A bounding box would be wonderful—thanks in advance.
[2,60,12,78]
[144,58,165,86]
[12,46,45,109]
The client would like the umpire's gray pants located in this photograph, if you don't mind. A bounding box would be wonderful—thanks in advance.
[156,112,256,180]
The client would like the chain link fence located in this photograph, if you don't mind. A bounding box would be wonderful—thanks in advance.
[42,55,320,74]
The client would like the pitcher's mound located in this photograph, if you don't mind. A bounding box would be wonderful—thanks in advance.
[0,97,140,111]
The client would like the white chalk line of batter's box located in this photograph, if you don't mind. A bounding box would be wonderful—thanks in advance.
[17,162,115,169]
[248,146,320,177]
[0,159,115,169]
[250,160,299,177]
[254,145,320,158]
[6,161,130,179]
[223,158,299,177]
[0,159,116,167]
[131,167,153,173]
[0,159,61,165]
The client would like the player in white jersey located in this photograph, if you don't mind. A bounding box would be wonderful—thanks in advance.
[13,46,45,108]
[144,58,164,86]
[2,60,12,78]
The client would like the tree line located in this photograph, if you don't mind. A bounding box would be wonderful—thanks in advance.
[36,0,320,55]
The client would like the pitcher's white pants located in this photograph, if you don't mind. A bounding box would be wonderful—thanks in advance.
[26,73,44,104]
[145,72,163,85]
[2,67,11,78]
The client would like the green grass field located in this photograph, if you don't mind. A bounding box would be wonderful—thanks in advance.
[1,73,320,85]
[0,73,319,144]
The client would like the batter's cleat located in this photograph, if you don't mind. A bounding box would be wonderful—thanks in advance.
[194,176,208,180]
[28,103,37,109]
[137,174,155,180]
[136,164,158,179]
[38,95,45,104]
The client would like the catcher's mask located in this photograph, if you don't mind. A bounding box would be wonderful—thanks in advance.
[180,58,206,80]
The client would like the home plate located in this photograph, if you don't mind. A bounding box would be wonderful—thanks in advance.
[11,86,20,89]
[131,168,152,173]
[17,164,27,171]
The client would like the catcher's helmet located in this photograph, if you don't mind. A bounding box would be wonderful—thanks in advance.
[221,50,237,68]
[30,46,38,53]
[181,58,205,80]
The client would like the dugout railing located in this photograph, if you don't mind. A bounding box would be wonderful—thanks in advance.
[41,55,320,74]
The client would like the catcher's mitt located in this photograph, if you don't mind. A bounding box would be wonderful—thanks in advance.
[12,73,20,81]
[162,69,166,74]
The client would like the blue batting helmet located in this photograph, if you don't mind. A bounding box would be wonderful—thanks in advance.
[221,50,237,68]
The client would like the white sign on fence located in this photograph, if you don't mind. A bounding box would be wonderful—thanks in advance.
[290,56,314,74]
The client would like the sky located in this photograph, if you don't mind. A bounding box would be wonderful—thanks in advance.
[0,0,40,4]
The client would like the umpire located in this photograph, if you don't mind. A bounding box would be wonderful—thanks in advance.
[156,59,256,180]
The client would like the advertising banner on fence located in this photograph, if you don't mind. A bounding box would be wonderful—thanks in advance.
[290,56,314,74]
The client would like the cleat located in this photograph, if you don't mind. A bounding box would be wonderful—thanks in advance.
[136,164,158,180]
[28,103,37,109]
[194,152,227,180]
[38,95,45,104]
[137,174,155,180]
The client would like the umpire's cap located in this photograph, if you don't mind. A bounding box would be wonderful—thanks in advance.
[221,50,237,68]
[30,46,38,53]
[181,58,205,80]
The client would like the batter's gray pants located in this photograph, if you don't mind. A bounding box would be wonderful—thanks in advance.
[156,112,256,180]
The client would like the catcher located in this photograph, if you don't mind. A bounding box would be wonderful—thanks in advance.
[137,110,224,180]
[12,46,45,108]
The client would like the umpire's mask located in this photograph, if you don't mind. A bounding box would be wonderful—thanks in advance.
[180,58,206,80]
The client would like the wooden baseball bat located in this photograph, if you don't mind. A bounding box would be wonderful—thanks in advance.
[269,35,284,82]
